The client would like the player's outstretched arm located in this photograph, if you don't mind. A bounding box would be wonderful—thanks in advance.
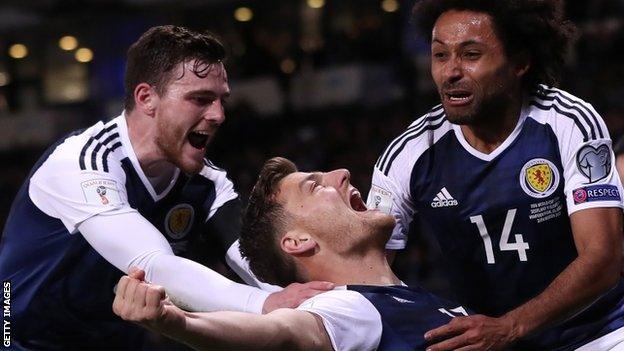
[113,270,333,351]
[79,212,332,314]
[424,207,623,351]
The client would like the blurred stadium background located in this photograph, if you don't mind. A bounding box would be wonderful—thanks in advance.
[0,0,623,316]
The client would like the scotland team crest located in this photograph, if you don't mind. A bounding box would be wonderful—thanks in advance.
[164,204,195,239]
[519,158,560,198]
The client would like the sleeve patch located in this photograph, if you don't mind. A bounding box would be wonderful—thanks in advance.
[368,185,394,214]
[81,179,122,206]
[573,185,621,204]
[576,144,612,184]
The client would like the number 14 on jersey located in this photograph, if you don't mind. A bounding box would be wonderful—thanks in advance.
[470,209,529,264]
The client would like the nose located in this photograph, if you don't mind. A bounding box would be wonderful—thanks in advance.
[444,56,463,84]
[203,100,226,125]
[325,169,350,189]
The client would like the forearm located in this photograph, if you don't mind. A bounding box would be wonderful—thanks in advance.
[504,250,620,339]
[79,212,269,314]
[146,254,269,313]
[160,310,327,351]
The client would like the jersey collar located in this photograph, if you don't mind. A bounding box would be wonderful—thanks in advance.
[451,100,530,162]
[116,112,180,201]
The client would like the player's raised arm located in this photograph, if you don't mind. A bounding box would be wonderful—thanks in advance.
[79,211,333,314]
[113,270,333,351]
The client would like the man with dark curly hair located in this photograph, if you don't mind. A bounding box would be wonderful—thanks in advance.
[369,0,624,350]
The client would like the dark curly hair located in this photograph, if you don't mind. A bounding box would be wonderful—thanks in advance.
[239,157,303,287]
[124,25,226,111]
[413,0,576,90]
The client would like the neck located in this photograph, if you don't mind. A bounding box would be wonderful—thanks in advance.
[460,94,524,154]
[305,247,401,286]
[125,111,176,178]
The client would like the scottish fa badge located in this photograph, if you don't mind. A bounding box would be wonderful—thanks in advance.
[519,158,560,198]
[164,204,194,239]
[577,144,611,183]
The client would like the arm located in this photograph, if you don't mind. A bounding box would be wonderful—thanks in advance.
[79,211,332,314]
[425,207,623,350]
[113,271,332,351]
[79,211,270,313]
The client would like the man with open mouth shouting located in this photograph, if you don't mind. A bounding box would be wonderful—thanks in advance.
[112,157,474,351]
[0,25,330,350]
[369,0,624,350]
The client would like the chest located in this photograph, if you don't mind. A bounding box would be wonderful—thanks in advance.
[122,163,217,254]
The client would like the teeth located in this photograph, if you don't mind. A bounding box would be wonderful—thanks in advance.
[449,96,469,101]
[193,131,210,136]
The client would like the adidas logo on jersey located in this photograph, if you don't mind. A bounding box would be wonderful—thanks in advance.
[431,187,458,208]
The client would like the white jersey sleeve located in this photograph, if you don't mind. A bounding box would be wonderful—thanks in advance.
[200,161,239,221]
[368,167,415,250]
[531,86,624,214]
[297,289,382,351]
[367,107,450,250]
[28,130,135,234]
[78,211,270,314]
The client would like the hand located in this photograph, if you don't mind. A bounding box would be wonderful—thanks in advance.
[112,268,185,334]
[424,314,518,351]
[263,281,334,313]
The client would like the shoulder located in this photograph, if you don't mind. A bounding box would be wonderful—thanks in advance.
[41,119,124,175]
[528,84,608,142]
[375,104,453,177]
[297,289,382,351]
[31,119,127,194]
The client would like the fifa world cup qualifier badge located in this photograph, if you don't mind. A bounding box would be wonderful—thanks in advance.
[81,179,122,206]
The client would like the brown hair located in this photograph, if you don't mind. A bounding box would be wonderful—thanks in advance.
[413,0,576,89]
[124,25,226,111]
[239,157,303,286]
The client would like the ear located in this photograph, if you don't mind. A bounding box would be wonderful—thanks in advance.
[281,231,317,257]
[133,83,157,117]
[514,52,531,78]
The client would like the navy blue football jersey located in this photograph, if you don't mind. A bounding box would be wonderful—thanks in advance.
[0,114,238,350]
[368,85,624,350]
[297,284,472,351]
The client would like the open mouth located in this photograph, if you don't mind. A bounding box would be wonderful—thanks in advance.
[349,190,368,212]
[187,130,210,150]
[445,91,473,106]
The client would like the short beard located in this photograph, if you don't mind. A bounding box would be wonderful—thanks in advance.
[156,127,204,175]
[443,90,511,127]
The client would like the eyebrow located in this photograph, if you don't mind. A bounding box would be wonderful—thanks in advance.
[298,172,323,192]
[186,89,231,98]
[432,39,483,47]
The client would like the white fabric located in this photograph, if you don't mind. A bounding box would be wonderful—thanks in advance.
[225,240,283,292]
[29,122,133,234]
[78,211,269,314]
[576,326,624,350]
[528,87,624,215]
[367,108,453,250]
[297,289,382,351]
[199,166,239,220]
